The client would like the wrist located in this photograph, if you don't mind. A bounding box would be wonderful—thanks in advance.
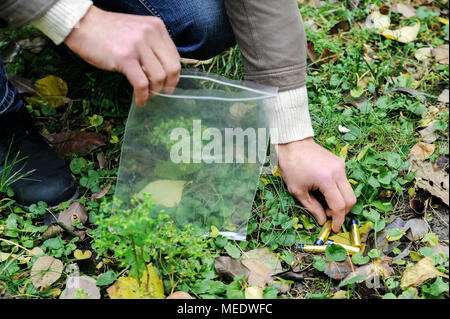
[64,6,99,50]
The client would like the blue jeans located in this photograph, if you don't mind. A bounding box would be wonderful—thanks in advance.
[0,0,235,116]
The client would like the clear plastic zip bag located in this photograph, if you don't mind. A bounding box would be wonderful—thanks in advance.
[114,71,277,240]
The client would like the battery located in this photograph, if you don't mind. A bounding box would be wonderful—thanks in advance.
[314,220,332,245]
[297,242,361,255]
[325,240,361,255]
[297,244,327,253]
[349,219,361,247]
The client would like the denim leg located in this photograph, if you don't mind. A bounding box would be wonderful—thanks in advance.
[0,59,23,116]
[93,0,236,60]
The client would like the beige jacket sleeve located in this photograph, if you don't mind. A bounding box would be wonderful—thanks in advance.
[224,0,314,144]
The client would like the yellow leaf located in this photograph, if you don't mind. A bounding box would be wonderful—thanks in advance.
[107,264,165,299]
[34,75,68,108]
[260,176,270,185]
[138,180,186,207]
[348,179,358,185]
[210,225,219,238]
[438,17,449,25]
[409,142,435,160]
[381,22,421,43]
[339,144,351,160]
[74,249,92,260]
[400,257,449,289]
[245,286,264,299]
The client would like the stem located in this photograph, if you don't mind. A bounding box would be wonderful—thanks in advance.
[0,238,36,256]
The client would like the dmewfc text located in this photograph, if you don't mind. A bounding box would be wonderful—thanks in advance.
[177,303,273,317]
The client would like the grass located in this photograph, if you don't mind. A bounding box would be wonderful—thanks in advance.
[0,0,449,299]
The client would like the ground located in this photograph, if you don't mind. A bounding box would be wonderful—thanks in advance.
[0,0,448,299]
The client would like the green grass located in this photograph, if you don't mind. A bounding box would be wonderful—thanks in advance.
[0,0,448,299]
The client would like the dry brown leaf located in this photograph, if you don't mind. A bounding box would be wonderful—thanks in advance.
[323,257,354,280]
[57,202,88,232]
[392,3,417,18]
[214,256,250,281]
[329,20,351,34]
[44,131,105,156]
[409,142,435,160]
[410,157,449,205]
[97,151,106,169]
[241,248,282,271]
[438,89,449,104]
[414,47,434,62]
[418,124,438,143]
[241,259,271,288]
[31,256,63,289]
[166,291,195,299]
[307,40,317,62]
[90,181,112,201]
[316,48,338,66]
[400,257,449,288]
[343,256,394,284]
[434,44,449,65]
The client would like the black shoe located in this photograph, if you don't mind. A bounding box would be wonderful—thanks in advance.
[0,106,78,207]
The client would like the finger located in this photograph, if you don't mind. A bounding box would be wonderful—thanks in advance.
[294,190,327,226]
[139,48,166,96]
[123,60,150,106]
[150,30,181,94]
[321,184,346,232]
[336,175,357,214]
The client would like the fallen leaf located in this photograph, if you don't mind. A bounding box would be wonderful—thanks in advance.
[400,257,449,288]
[434,44,449,64]
[409,157,449,205]
[241,259,272,288]
[138,179,186,207]
[214,256,250,281]
[365,10,391,30]
[244,286,263,299]
[31,256,63,289]
[409,142,435,160]
[381,22,421,43]
[97,151,106,169]
[44,131,105,156]
[316,48,338,66]
[74,249,92,260]
[60,275,100,299]
[241,248,282,271]
[323,257,354,280]
[34,75,69,108]
[414,47,434,62]
[7,74,36,95]
[343,256,394,284]
[418,124,438,143]
[107,264,164,299]
[404,218,429,241]
[57,202,88,232]
[332,290,348,299]
[166,291,195,299]
[89,181,112,201]
[42,224,63,240]
[438,89,449,104]
[307,40,317,62]
[392,3,417,18]
[391,87,426,102]
[329,20,351,34]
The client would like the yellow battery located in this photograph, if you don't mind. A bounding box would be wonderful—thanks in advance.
[314,220,332,245]
[297,242,360,255]
[297,244,327,253]
[349,219,361,247]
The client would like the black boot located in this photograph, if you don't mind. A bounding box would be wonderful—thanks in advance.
[0,106,78,207]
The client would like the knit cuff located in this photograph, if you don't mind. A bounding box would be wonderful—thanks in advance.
[31,0,93,45]
[265,86,314,144]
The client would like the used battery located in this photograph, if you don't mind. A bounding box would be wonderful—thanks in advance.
[349,219,361,247]
[314,220,332,245]
[297,242,360,255]
[325,240,361,254]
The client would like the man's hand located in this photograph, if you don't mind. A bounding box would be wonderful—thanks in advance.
[276,137,357,232]
[65,6,181,106]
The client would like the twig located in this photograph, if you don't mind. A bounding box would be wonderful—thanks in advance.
[0,238,36,256]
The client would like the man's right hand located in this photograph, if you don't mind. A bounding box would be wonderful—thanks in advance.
[65,6,181,106]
